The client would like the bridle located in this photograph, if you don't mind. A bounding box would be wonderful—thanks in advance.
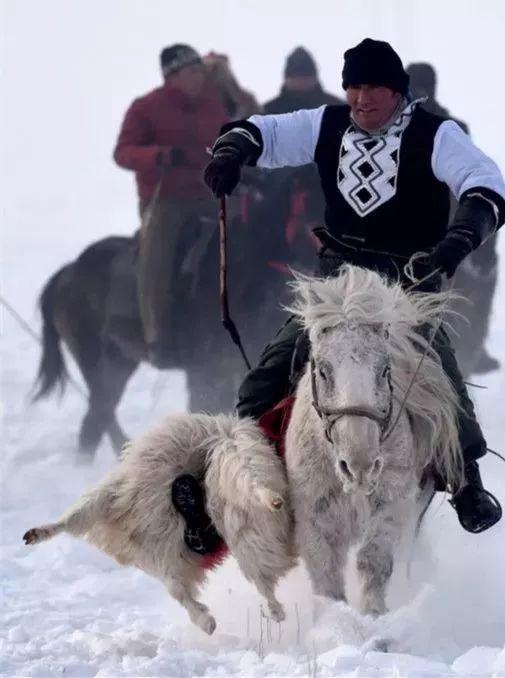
[307,253,447,448]
[310,355,394,444]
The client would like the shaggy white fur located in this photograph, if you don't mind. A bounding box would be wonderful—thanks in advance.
[23,413,295,634]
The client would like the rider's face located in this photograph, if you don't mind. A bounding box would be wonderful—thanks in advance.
[169,63,206,99]
[346,85,402,131]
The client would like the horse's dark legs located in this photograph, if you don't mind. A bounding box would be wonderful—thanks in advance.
[107,417,129,452]
[76,340,137,458]
[78,402,110,457]
[78,404,128,456]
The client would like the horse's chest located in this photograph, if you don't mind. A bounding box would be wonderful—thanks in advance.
[306,486,373,540]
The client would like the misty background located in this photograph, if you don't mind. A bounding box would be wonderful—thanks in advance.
[2,0,505,320]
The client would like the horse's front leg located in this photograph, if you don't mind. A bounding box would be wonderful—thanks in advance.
[298,506,350,602]
[356,502,404,616]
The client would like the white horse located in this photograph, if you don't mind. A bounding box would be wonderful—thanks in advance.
[284,264,464,616]
[23,413,295,634]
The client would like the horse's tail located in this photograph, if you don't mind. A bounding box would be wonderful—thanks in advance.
[32,267,68,401]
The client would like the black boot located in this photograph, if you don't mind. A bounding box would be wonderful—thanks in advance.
[171,474,223,555]
[450,461,502,533]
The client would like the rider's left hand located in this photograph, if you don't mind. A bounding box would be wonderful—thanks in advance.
[430,228,476,278]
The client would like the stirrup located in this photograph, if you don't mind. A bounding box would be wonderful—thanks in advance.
[449,488,502,534]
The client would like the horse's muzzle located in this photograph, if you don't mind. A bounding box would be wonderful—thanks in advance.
[338,455,384,494]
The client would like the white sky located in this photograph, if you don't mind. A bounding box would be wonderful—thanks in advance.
[1,0,504,266]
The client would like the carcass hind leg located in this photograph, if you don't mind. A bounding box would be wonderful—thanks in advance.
[165,578,216,635]
[231,540,288,622]
[23,521,65,545]
[253,574,286,622]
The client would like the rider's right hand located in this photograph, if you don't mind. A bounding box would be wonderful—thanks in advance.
[204,150,242,198]
[157,147,187,168]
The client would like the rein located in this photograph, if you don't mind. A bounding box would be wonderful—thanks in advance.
[381,262,448,442]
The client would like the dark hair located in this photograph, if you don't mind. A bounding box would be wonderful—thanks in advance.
[284,47,317,78]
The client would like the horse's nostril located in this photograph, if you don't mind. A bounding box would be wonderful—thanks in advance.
[339,459,354,481]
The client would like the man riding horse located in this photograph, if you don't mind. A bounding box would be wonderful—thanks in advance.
[172,38,505,552]
[113,44,259,368]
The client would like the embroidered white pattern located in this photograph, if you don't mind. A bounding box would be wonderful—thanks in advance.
[338,100,420,217]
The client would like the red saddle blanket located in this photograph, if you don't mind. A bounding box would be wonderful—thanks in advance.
[257,395,296,458]
[200,396,296,570]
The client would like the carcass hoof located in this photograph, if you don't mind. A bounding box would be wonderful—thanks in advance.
[23,527,46,545]
[196,612,217,635]
[268,601,286,622]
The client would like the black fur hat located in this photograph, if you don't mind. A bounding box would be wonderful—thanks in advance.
[342,38,409,95]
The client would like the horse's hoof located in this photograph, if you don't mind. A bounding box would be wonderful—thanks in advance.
[363,636,392,653]
[363,605,387,618]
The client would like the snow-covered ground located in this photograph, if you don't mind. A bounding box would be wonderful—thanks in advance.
[2,1,505,676]
[2,228,505,676]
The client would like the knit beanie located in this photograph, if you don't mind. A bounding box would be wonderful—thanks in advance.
[284,47,317,78]
[342,38,409,95]
[160,44,202,78]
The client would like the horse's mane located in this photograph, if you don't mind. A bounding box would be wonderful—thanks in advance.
[287,265,464,490]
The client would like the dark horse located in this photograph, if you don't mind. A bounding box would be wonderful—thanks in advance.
[33,202,281,458]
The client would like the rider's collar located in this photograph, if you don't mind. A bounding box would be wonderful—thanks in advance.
[350,96,427,137]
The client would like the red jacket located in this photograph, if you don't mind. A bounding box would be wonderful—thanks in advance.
[114,82,229,200]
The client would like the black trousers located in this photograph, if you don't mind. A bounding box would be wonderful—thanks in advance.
[237,251,487,466]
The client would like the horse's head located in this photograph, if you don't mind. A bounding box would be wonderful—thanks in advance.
[288,264,464,495]
[310,321,392,493]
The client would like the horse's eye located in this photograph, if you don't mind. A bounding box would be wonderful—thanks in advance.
[384,327,390,340]
[319,368,327,382]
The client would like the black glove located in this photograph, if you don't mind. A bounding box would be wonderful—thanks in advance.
[431,192,499,278]
[204,149,242,198]
[430,229,475,278]
[204,122,263,198]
